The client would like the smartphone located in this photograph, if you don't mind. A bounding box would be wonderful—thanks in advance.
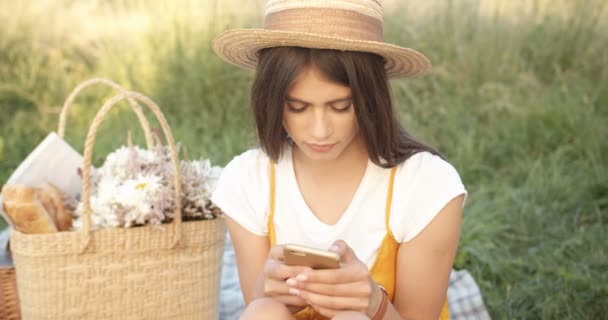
[283,244,340,269]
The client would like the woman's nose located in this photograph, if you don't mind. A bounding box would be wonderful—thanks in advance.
[310,108,332,141]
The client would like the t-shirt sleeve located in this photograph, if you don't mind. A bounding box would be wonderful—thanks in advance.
[390,152,468,243]
[211,149,270,236]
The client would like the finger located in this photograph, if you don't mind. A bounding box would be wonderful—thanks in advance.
[270,294,309,307]
[293,289,368,313]
[295,263,368,284]
[264,277,293,296]
[263,277,312,307]
[329,240,357,263]
[287,278,371,298]
[265,259,312,280]
[268,244,287,260]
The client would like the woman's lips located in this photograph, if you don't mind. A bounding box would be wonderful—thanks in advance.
[306,143,337,153]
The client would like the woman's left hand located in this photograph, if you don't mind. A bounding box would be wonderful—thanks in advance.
[285,240,384,318]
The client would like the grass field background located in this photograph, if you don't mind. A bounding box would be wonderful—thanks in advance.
[1,0,607,318]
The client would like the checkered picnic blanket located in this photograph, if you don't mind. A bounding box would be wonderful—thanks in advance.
[218,234,491,320]
[0,228,8,252]
[447,269,491,320]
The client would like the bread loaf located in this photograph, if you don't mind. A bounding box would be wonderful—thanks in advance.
[1,184,58,234]
[36,182,74,231]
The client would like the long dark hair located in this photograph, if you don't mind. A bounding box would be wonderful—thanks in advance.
[251,46,440,168]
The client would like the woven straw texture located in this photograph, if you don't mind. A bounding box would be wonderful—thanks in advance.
[212,0,431,78]
[9,82,226,320]
[10,220,225,319]
[0,264,21,320]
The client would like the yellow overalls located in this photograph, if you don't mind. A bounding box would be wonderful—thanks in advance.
[267,163,450,320]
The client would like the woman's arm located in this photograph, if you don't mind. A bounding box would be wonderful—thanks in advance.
[225,216,310,308]
[225,216,269,303]
[389,194,464,319]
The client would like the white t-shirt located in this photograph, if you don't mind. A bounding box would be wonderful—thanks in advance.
[212,146,467,268]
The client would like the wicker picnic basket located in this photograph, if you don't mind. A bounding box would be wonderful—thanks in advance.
[0,78,156,320]
[0,250,21,320]
[8,81,226,319]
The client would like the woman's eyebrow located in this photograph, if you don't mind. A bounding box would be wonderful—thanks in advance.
[285,95,352,105]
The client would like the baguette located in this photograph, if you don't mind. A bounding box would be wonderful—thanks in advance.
[1,184,58,234]
[37,182,74,231]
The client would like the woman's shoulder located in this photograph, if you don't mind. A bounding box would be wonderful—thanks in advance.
[390,151,467,242]
[215,148,271,195]
[212,147,271,236]
[223,144,294,175]
[224,147,269,168]
[395,151,462,184]
[221,148,271,178]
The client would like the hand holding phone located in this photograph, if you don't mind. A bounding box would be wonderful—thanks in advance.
[283,244,340,269]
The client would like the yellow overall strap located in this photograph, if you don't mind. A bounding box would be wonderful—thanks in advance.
[383,166,450,319]
[385,167,397,238]
[267,161,277,245]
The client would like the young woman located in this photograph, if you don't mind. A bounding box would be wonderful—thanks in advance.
[211,1,466,319]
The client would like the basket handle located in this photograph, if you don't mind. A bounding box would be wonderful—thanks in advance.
[58,78,155,149]
[80,91,182,251]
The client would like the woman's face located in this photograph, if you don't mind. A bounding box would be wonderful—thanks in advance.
[283,66,361,161]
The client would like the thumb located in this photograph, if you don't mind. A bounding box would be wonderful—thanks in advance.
[329,240,356,263]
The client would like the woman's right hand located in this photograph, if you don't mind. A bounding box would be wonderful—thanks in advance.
[256,244,311,309]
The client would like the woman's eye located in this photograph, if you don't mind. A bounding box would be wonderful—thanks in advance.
[286,103,306,112]
[331,102,352,112]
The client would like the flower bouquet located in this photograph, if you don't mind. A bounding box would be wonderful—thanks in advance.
[73,143,223,230]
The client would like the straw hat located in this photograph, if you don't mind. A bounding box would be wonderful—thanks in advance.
[212,0,431,78]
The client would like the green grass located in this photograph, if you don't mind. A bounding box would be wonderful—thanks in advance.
[1,0,607,318]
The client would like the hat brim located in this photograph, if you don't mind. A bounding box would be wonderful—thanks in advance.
[212,29,431,78]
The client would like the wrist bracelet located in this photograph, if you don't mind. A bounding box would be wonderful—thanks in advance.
[371,284,389,320]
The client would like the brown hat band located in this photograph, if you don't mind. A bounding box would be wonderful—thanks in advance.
[264,8,383,42]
